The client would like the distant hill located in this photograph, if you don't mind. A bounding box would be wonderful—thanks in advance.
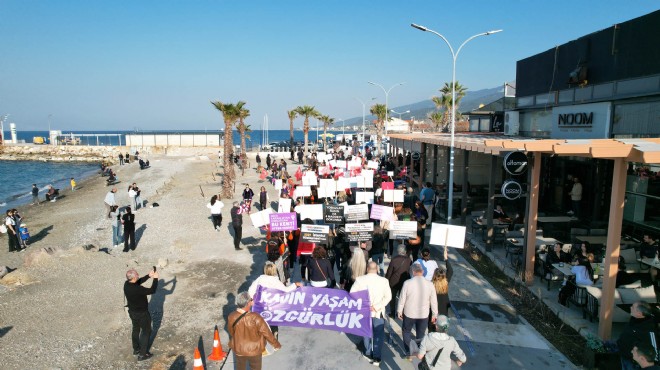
[344,85,508,125]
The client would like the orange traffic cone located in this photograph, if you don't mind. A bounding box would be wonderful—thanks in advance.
[193,347,204,370]
[207,327,227,361]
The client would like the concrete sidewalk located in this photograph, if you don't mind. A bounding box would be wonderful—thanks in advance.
[230,243,578,369]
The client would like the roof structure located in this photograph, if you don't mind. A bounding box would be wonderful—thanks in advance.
[389,133,660,163]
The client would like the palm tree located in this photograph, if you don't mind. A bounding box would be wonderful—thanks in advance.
[370,104,388,154]
[428,111,444,132]
[287,110,297,150]
[432,82,467,131]
[294,105,320,156]
[319,114,335,152]
[211,100,243,198]
[237,104,251,168]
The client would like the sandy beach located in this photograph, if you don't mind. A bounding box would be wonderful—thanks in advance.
[0,148,282,369]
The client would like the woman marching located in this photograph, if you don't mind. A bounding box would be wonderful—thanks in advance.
[429,247,453,332]
[259,186,270,211]
[207,195,224,231]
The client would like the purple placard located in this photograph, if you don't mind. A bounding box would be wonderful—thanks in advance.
[253,286,372,337]
[269,212,298,231]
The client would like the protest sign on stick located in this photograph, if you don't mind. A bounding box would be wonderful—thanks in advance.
[389,221,418,239]
[345,223,374,242]
[278,198,292,213]
[300,224,330,244]
[250,209,274,228]
[430,223,467,249]
[269,213,298,231]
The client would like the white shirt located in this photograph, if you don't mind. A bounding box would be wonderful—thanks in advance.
[248,275,297,298]
[104,191,116,206]
[569,183,583,201]
[350,273,392,319]
[207,201,225,215]
[128,189,137,199]
[421,260,439,281]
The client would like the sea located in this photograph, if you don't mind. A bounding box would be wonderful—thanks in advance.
[0,129,354,209]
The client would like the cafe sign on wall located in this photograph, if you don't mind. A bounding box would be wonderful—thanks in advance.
[501,180,523,200]
[503,152,528,176]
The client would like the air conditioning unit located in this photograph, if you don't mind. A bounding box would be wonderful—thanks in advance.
[504,111,520,136]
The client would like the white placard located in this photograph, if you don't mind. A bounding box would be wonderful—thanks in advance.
[293,185,312,198]
[387,171,394,177]
[362,170,374,188]
[250,209,274,228]
[302,175,318,186]
[389,221,418,239]
[304,171,317,178]
[278,198,292,213]
[370,204,394,220]
[348,177,365,188]
[296,204,324,220]
[330,160,347,169]
[349,159,362,170]
[356,191,374,205]
[375,188,383,197]
[367,161,379,169]
[383,189,404,203]
[430,223,467,249]
[336,177,351,190]
[274,179,283,190]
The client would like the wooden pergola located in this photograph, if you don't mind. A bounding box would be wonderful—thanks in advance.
[390,133,660,338]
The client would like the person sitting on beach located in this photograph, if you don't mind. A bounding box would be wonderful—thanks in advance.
[45,185,58,201]
[139,158,150,170]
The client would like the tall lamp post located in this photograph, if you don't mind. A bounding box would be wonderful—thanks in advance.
[368,81,405,155]
[355,97,376,149]
[411,23,502,223]
[390,109,410,119]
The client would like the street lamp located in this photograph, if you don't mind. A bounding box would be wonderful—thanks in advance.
[355,97,376,150]
[411,23,502,223]
[368,81,405,155]
[390,109,410,119]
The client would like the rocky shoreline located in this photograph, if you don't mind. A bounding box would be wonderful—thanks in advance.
[0,145,121,163]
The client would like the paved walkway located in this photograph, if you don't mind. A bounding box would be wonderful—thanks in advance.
[222,233,577,369]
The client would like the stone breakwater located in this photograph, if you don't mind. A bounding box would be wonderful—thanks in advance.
[0,145,122,163]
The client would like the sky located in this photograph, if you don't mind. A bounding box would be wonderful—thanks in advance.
[0,1,658,131]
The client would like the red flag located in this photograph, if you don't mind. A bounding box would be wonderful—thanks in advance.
[382,182,394,190]
[295,167,303,181]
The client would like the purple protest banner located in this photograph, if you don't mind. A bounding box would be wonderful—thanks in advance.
[269,212,298,231]
[252,286,372,337]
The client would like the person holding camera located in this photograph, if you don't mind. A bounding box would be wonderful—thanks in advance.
[124,268,159,361]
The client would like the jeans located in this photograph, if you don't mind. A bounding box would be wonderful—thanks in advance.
[424,204,433,225]
[371,253,384,276]
[128,310,152,356]
[572,200,580,218]
[363,317,385,359]
[402,315,428,355]
[112,225,122,246]
[390,284,402,318]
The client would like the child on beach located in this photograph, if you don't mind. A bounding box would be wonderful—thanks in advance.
[70,178,76,191]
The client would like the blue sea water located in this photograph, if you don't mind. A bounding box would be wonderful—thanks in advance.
[0,129,356,209]
[0,160,99,209]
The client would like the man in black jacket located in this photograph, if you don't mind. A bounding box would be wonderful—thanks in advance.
[124,268,159,361]
[385,244,412,318]
[618,301,658,370]
[231,201,246,250]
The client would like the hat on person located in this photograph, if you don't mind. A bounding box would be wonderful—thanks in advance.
[436,314,449,330]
